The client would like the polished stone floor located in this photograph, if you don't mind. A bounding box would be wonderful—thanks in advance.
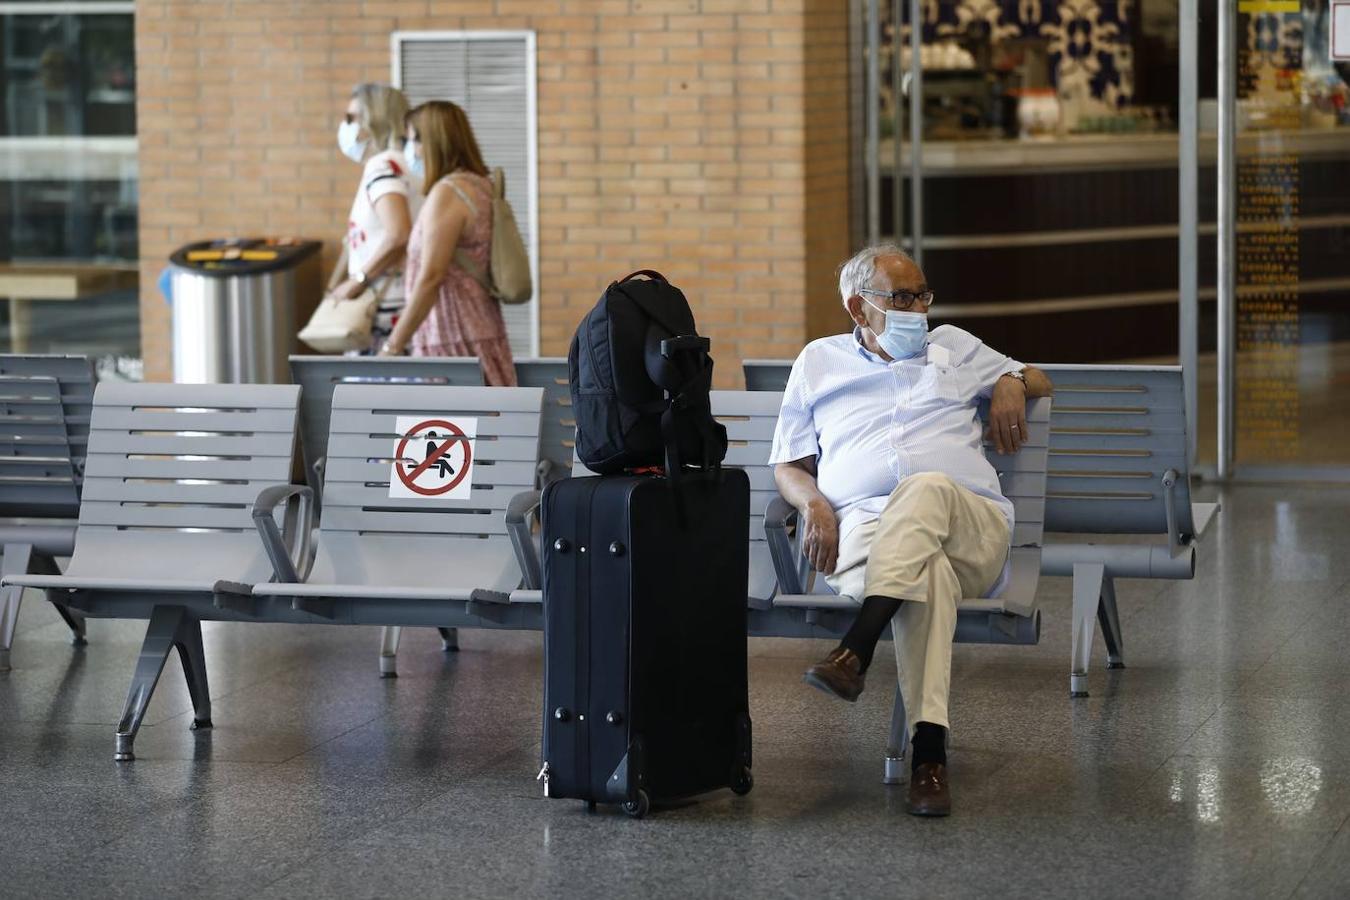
[2,483,1349,899]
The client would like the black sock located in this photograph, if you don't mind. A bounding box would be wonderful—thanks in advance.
[838,595,901,672]
[911,721,947,771]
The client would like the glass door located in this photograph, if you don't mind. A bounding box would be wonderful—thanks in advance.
[1216,0,1350,478]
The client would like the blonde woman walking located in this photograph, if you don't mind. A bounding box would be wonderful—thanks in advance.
[328,83,421,354]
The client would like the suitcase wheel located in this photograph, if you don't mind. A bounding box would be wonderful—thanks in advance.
[621,790,650,819]
[732,767,754,797]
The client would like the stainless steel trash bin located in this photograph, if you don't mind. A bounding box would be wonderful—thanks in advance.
[169,238,321,383]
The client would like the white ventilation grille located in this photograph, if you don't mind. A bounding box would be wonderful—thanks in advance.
[392,30,539,357]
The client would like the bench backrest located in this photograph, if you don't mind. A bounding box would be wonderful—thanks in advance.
[319,384,543,539]
[288,356,483,506]
[710,390,782,603]
[0,354,95,519]
[743,359,791,393]
[513,357,574,483]
[1037,364,1195,536]
[67,382,300,582]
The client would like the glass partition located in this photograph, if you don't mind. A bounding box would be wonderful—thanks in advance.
[0,5,140,377]
[1225,0,1350,474]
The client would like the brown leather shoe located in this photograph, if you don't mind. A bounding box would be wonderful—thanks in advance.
[907,763,951,817]
[802,647,866,702]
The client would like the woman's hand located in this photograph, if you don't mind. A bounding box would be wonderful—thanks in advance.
[331,278,365,301]
[801,499,840,575]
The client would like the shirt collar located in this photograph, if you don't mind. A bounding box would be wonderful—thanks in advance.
[852,326,884,364]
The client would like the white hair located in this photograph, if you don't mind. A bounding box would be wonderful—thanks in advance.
[837,243,917,303]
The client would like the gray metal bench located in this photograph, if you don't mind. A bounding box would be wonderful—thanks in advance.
[1,383,304,760]
[252,384,546,678]
[712,391,800,609]
[743,359,792,393]
[1038,364,1219,698]
[760,395,1051,782]
[289,355,485,661]
[0,354,96,669]
[513,357,573,487]
[748,358,1221,698]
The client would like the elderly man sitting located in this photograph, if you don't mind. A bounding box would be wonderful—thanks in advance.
[770,244,1052,817]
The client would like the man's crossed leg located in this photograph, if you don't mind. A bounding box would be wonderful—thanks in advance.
[803,471,1010,816]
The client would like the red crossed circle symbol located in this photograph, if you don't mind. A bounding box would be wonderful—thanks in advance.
[394,419,472,496]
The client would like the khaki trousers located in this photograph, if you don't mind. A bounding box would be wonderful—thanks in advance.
[825,472,1010,736]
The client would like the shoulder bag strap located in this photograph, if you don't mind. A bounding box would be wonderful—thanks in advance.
[440,174,494,296]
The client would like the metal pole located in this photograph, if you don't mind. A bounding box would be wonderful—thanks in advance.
[1179,0,1198,468]
[866,0,881,246]
[1216,0,1237,478]
[892,0,903,247]
[908,0,923,269]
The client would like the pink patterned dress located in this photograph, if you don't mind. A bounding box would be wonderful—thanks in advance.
[404,170,517,386]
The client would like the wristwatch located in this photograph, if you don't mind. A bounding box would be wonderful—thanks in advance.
[353,269,368,286]
[1001,369,1027,387]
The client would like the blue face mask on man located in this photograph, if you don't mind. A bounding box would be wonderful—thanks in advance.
[864,300,928,359]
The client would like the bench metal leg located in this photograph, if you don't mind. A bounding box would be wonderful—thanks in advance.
[1070,562,1107,698]
[0,543,35,671]
[1096,576,1125,669]
[52,603,88,647]
[114,605,212,762]
[0,544,74,668]
[379,625,401,678]
[438,627,459,652]
[882,682,908,785]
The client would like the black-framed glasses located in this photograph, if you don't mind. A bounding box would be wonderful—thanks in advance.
[860,288,936,312]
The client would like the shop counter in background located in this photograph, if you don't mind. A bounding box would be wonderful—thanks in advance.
[877,128,1350,363]
[0,263,139,355]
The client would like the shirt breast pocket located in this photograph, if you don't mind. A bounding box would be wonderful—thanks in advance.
[933,365,975,404]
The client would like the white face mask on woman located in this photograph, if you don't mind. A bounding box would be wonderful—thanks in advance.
[405,139,424,179]
[337,120,368,164]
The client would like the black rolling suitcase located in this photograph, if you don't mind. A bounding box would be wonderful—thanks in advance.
[539,468,753,818]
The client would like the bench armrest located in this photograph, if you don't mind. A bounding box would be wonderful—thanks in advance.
[251,484,315,584]
[765,494,808,596]
[507,489,542,590]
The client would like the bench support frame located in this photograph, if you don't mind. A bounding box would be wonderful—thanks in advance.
[1070,562,1127,697]
[115,603,212,762]
[883,686,909,784]
[1,543,81,670]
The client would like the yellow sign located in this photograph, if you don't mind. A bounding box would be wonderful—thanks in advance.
[1238,0,1300,11]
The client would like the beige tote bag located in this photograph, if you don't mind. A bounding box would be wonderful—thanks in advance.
[297,281,383,353]
[450,168,533,304]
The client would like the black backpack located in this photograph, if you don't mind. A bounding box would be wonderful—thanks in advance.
[568,270,728,478]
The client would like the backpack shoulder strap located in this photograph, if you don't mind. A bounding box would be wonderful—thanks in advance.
[442,174,480,217]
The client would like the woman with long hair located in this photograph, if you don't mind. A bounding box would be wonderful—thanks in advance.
[378,100,516,386]
[327,83,420,354]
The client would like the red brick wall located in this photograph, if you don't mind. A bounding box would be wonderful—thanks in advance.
[135,0,853,384]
